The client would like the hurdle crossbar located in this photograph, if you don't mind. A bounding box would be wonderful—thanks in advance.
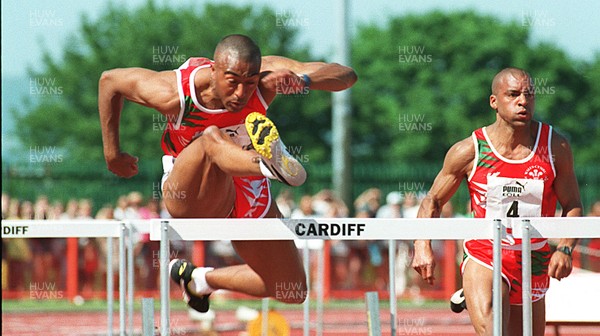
[4,217,599,336]
[149,217,599,242]
[1,220,123,237]
[152,217,600,336]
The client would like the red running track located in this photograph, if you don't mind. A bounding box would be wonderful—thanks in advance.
[3,308,599,335]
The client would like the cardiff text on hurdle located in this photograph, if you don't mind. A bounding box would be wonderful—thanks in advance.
[294,222,366,237]
[3,225,29,235]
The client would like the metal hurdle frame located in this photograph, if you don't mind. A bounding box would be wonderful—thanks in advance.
[4,217,598,335]
[150,217,600,336]
[1,220,127,336]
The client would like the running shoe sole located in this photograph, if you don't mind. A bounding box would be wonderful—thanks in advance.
[245,112,306,186]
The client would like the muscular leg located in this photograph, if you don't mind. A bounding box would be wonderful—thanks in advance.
[163,126,263,218]
[463,260,510,335]
[204,203,307,303]
[508,298,546,336]
[165,125,306,303]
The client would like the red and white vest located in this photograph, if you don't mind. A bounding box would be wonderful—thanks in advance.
[467,122,557,248]
[160,57,268,156]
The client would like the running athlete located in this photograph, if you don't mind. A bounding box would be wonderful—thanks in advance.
[99,34,357,312]
[411,68,582,335]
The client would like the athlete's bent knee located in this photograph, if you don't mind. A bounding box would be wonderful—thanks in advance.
[472,306,494,335]
[195,125,230,156]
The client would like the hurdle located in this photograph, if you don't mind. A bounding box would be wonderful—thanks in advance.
[4,217,598,335]
[150,217,600,336]
[1,220,127,335]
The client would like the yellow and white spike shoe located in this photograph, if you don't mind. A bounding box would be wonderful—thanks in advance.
[245,112,307,187]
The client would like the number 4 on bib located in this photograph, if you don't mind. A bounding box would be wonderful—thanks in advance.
[506,200,519,217]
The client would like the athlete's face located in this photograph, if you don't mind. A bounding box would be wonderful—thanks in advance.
[212,54,261,112]
[490,73,535,126]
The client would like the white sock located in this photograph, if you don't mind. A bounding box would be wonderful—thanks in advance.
[188,267,215,296]
[259,160,276,180]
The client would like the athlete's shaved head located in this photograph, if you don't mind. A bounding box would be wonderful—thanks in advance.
[491,67,532,95]
[214,34,262,71]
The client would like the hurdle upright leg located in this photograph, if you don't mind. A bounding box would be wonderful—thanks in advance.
[365,291,381,336]
[142,297,155,336]
[522,219,532,336]
[388,239,397,336]
[492,219,503,336]
[302,242,310,336]
[160,220,171,336]
[127,222,134,335]
[316,243,324,336]
[119,223,127,336]
[107,237,114,336]
[261,298,269,336]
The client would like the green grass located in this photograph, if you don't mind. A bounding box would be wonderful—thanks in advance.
[1,297,446,313]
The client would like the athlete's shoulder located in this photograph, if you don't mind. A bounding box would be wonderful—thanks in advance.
[443,136,476,176]
[549,126,573,158]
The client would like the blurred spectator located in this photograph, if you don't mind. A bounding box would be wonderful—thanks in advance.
[377,191,407,295]
[376,191,403,218]
[80,237,100,293]
[113,195,129,220]
[139,198,160,219]
[312,189,348,217]
[289,194,321,292]
[49,200,65,219]
[33,195,64,289]
[125,191,143,219]
[1,238,6,291]
[291,195,317,219]
[95,204,115,220]
[354,188,381,218]
[60,199,79,219]
[48,200,67,289]
[353,188,385,289]
[96,205,119,292]
[34,195,50,220]
[137,198,161,290]
[311,190,351,289]
[583,200,600,272]
[2,192,10,219]
[401,192,420,218]
[588,201,600,217]
[275,189,295,218]
[77,199,94,219]
[76,199,98,292]
[27,199,55,286]
[5,198,33,290]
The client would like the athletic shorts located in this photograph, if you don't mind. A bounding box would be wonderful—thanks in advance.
[161,155,272,219]
[461,239,551,305]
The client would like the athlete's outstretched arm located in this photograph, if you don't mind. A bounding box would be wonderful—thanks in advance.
[98,68,178,177]
[258,55,357,103]
[548,131,583,280]
[412,137,475,285]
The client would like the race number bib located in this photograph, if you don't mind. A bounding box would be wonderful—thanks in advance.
[485,176,544,245]
[485,176,544,219]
